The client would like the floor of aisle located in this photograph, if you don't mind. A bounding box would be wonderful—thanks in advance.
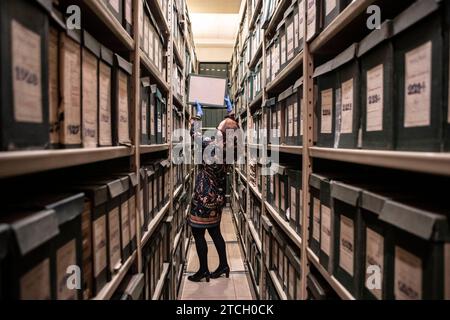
[179,207,254,300]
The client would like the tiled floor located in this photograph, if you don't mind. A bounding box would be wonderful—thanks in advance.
[179,208,254,300]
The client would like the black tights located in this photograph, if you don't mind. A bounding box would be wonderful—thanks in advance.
[191,226,228,273]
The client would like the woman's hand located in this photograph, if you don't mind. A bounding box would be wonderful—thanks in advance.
[196,100,204,117]
[224,96,233,113]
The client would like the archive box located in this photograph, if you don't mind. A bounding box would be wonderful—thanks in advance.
[308,174,326,257]
[306,0,322,42]
[140,78,150,145]
[123,0,133,36]
[318,175,333,273]
[113,274,145,300]
[266,97,276,144]
[360,188,393,300]
[262,216,273,270]
[146,166,156,220]
[285,4,296,64]
[272,35,281,78]
[149,85,158,144]
[123,173,138,253]
[393,0,444,151]
[60,29,82,148]
[0,0,51,150]
[358,20,395,150]
[104,0,123,25]
[266,39,274,84]
[333,43,360,149]
[143,6,150,59]
[323,0,351,28]
[161,160,171,204]
[1,209,58,300]
[381,199,450,300]
[139,168,148,233]
[278,165,290,222]
[277,20,287,71]
[272,228,287,285]
[116,176,132,261]
[156,88,166,144]
[23,193,85,300]
[82,31,101,149]
[112,54,133,146]
[48,7,65,148]
[314,59,335,147]
[70,184,108,296]
[278,86,293,145]
[99,46,114,147]
[284,84,300,146]
[293,77,304,146]
[286,245,302,300]
[288,168,302,234]
[296,0,305,55]
[0,225,8,300]
[331,181,364,298]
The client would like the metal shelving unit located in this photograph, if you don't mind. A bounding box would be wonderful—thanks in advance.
[268,145,303,156]
[265,52,304,93]
[264,201,302,249]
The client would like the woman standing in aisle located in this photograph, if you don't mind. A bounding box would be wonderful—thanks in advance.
[187,98,239,283]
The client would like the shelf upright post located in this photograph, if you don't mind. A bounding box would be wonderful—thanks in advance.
[301,0,314,301]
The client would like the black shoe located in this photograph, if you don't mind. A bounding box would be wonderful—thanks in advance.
[211,266,230,279]
[188,271,210,283]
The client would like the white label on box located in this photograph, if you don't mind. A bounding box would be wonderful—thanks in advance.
[340,215,354,276]
[109,207,122,271]
[294,101,299,137]
[287,22,294,60]
[144,19,149,55]
[57,240,77,300]
[404,41,432,128]
[109,0,120,13]
[290,186,297,224]
[155,40,160,71]
[307,0,317,41]
[20,259,51,300]
[281,181,286,211]
[320,205,331,256]
[82,50,98,148]
[62,35,81,145]
[118,71,130,144]
[121,201,130,248]
[281,34,286,66]
[341,78,354,134]
[125,0,132,24]
[270,175,274,194]
[313,197,321,242]
[321,89,333,133]
[266,54,271,81]
[12,20,43,123]
[149,26,154,61]
[326,0,337,15]
[142,99,148,135]
[395,246,422,300]
[445,244,450,299]
[139,1,143,41]
[294,11,299,50]
[157,117,162,134]
[299,0,305,41]
[99,63,112,146]
[129,194,136,239]
[277,110,281,138]
[93,215,107,277]
[366,64,384,132]
[288,104,293,137]
[49,28,59,144]
[365,228,384,300]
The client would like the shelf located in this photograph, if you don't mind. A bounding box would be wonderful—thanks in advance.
[84,0,134,50]
[265,51,303,94]
[269,145,303,156]
[236,168,248,184]
[0,147,134,179]
[309,0,377,53]
[249,183,262,201]
[265,0,290,38]
[248,143,262,150]
[309,147,450,177]
[248,220,262,253]
[173,40,185,69]
[92,252,137,300]
[174,185,183,199]
[140,144,169,154]
[173,228,183,253]
[146,0,170,38]
[268,270,288,300]
[249,92,263,111]
[249,0,263,30]
[248,42,263,70]
[264,201,302,249]
[172,93,184,109]
[247,262,261,300]
[152,263,171,300]
[140,50,170,92]
[307,249,355,300]
[141,202,170,247]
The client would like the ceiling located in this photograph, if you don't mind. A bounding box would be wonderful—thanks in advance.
[187,0,245,61]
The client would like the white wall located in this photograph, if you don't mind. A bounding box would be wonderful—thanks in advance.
[196,46,233,62]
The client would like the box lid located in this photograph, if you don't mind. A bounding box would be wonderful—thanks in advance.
[66,28,82,44]
[49,6,66,30]
[139,168,146,180]
[293,77,304,91]
[115,54,133,75]
[71,184,108,207]
[313,60,333,78]
[100,46,114,66]
[332,43,358,70]
[331,181,362,206]
[123,274,145,300]
[277,19,286,32]
[106,178,125,199]
[307,273,327,300]
[284,4,295,19]
[286,246,301,273]
[31,193,85,227]
[261,215,273,231]
[265,97,276,108]
[127,173,138,187]
[83,31,101,57]
[11,209,59,256]
[118,176,130,193]
[380,200,449,241]
[278,86,294,102]
[146,168,155,178]
[393,0,441,37]
[141,77,151,88]
[161,160,170,168]
[0,225,10,260]
[361,190,391,216]
[309,174,327,189]
[357,20,393,58]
